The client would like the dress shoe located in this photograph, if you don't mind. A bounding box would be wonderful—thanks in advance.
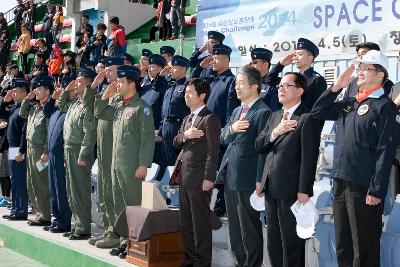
[28,220,51,226]
[2,214,11,219]
[95,238,120,249]
[110,244,127,256]
[43,226,55,231]
[119,250,127,259]
[88,235,104,245]
[7,215,28,221]
[69,233,90,240]
[50,227,69,233]
[63,231,74,237]
[169,35,177,40]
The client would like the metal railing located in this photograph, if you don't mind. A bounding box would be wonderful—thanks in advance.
[3,0,50,24]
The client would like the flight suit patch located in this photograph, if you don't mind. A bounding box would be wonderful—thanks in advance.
[125,108,134,119]
[357,104,369,115]
[143,107,151,116]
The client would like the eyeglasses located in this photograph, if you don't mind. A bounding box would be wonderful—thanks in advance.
[356,65,377,72]
[278,83,298,89]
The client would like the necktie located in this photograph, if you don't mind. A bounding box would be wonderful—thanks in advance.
[240,105,249,119]
[186,113,195,130]
[282,111,289,121]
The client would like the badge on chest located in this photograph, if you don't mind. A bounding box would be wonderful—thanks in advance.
[357,104,369,116]
[125,107,134,119]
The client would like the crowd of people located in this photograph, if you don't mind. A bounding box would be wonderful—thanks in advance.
[0,2,399,267]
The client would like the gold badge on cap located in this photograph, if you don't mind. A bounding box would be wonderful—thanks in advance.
[357,104,369,115]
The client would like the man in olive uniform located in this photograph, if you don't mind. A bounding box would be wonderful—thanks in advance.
[62,68,97,240]
[95,65,155,258]
[19,76,54,226]
[85,56,123,248]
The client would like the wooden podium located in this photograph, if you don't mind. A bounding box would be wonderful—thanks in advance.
[126,232,185,267]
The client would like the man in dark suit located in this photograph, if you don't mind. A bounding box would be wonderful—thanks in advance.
[216,66,270,267]
[173,78,221,267]
[255,72,322,267]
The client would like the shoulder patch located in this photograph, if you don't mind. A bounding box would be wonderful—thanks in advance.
[396,114,400,124]
[143,107,151,116]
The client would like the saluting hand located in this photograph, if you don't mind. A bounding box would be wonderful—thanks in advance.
[231,118,250,133]
[202,180,214,191]
[4,90,13,103]
[200,56,213,69]
[199,43,208,53]
[26,89,36,100]
[280,52,295,66]
[184,128,204,140]
[366,194,381,206]
[272,117,297,137]
[101,81,117,100]
[65,80,77,92]
[331,64,356,92]
[160,65,172,77]
[91,70,106,90]
[52,87,62,100]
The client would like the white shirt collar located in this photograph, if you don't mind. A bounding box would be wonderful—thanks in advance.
[242,97,260,109]
[284,101,301,119]
[191,105,206,116]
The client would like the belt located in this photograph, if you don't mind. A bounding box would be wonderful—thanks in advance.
[164,117,181,123]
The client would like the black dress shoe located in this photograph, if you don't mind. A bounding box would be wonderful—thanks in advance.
[69,233,90,240]
[7,215,28,221]
[110,244,127,256]
[50,227,69,233]
[28,220,51,226]
[2,214,11,219]
[119,250,127,259]
[63,231,73,237]
[43,225,56,231]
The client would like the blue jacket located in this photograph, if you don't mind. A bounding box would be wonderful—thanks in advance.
[312,87,400,199]
[44,98,65,153]
[0,102,27,154]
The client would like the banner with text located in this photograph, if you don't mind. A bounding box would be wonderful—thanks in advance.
[196,0,400,61]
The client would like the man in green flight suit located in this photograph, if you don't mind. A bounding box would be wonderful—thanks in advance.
[85,56,123,248]
[95,65,155,258]
[19,76,53,227]
[62,68,97,240]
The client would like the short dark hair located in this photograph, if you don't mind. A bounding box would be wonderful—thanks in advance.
[35,52,45,61]
[356,42,380,52]
[97,23,107,30]
[185,78,211,103]
[37,38,46,45]
[126,76,141,92]
[283,72,307,99]
[373,64,388,85]
[82,14,89,20]
[237,66,262,94]
[109,16,119,25]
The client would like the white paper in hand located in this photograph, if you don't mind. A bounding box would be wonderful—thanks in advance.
[8,147,20,160]
[36,160,48,172]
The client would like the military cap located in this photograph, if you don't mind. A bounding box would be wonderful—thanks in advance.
[81,60,96,69]
[171,55,190,68]
[213,44,232,57]
[117,65,141,80]
[296,38,319,58]
[105,56,124,67]
[124,53,134,65]
[251,48,273,61]
[77,68,97,79]
[149,54,167,67]
[61,76,76,88]
[32,76,54,89]
[142,49,153,58]
[208,31,225,43]
[160,46,175,56]
[11,78,30,89]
